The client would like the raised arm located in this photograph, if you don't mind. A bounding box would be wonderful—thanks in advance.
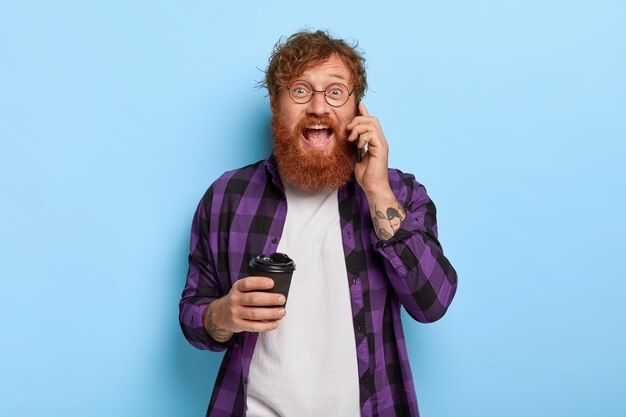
[348,103,458,322]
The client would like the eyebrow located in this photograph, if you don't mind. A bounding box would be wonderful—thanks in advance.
[328,73,347,80]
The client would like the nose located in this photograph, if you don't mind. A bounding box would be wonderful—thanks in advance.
[306,90,330,116]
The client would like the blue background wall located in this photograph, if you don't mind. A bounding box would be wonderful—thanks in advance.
[1,1,625,416]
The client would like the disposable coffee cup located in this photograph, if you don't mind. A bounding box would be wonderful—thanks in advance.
[249,253,296,306]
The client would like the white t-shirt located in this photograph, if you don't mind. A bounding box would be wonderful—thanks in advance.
[246,182,360,417]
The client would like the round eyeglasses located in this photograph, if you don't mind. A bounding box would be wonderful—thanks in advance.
[286,80,355,107]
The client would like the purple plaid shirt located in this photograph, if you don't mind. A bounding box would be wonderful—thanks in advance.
[180,155,457,417]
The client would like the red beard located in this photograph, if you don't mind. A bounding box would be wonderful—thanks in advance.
[272,114,356,192]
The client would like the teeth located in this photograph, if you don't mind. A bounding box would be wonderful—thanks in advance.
[306,124,329,130]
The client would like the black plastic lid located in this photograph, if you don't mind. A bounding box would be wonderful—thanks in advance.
[249,252,296,273]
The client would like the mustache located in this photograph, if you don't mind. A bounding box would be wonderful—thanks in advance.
[295,115,342,137]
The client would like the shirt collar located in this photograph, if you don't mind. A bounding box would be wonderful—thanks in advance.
[263,153,285,195]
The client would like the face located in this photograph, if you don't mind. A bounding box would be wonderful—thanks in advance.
[271,54,358,191]
[390,217,401,232]
[272,54,357,154]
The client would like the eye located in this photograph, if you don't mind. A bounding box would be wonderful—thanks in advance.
[326,84,348,99]
[290,81,311,97]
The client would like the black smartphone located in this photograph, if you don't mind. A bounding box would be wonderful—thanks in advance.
[355,105,362,162]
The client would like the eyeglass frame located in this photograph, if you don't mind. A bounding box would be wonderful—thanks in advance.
[284,79,356,107]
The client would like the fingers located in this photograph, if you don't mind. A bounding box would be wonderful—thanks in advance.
[359,102,369,116]
[347,103,373,130]
[234,276,285,306]
[235,276,274,292]
[347,122,371,143]
[223,276,287,333]
[348,123,370,139]
[241,320,280,332]
[229,303,286,333]
[347,120,386,154]
[352,135,374,160]
[347,105,384,144]
[239,306,286,322]
[238,291,286,307]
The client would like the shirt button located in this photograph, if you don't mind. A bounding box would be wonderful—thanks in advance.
[347,232,351,238]
[357,325,363,332]
[271,237,278,244]
[352,277,357,285]
[242,377,248,385]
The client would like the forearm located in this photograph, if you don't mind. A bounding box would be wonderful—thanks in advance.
[365,184,406,241]
[368,174,457,322]
[179,255,232,351]
[179,296,230,351]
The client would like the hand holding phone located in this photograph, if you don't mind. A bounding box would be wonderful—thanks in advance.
[347,103,391,194]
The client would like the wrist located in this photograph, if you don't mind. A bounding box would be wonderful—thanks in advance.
[363,182,395,203]
[205,297,223,329]
[204,299,234,343]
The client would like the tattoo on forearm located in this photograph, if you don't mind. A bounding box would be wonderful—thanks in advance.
[373,202,405,241]
[205,302,232,343]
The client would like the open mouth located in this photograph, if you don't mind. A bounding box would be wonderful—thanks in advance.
[301,124,333,149]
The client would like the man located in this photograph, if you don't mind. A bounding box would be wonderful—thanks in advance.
[180,30,458,417]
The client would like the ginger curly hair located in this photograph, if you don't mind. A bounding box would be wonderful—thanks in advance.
[261,30,368,103]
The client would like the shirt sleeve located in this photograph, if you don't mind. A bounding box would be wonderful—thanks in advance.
[179,187,232,351]
[371,174,458,323]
